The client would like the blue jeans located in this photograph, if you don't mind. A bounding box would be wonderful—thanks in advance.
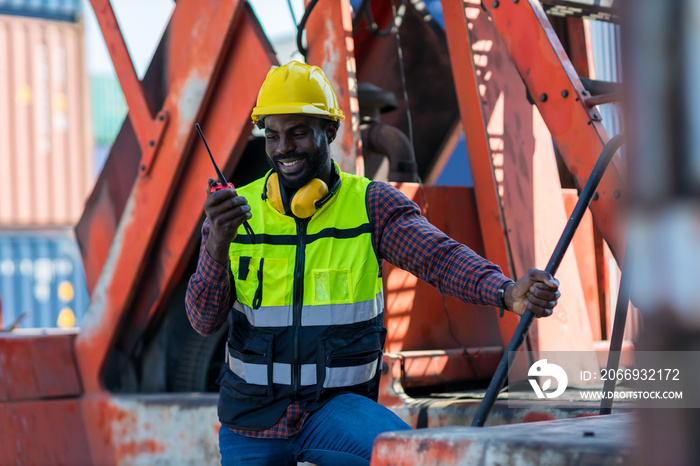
[219,393,411,465]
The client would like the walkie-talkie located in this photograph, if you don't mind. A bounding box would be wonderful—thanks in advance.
[195,123,256,244]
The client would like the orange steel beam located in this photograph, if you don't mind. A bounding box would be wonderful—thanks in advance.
[76,0,246,394]
[482,0,626,262]
[453,0,598,359]
[117,12,278,358]
[442,0,520,345]
[76,2,275,463]
[90,0,168,173]
[305,0,362,174]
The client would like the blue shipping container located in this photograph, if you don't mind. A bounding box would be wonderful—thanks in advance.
[0,0,81,22]
[0,229,89,329]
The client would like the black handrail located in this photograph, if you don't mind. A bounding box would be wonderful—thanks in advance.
[599,245,633,414]
[471,133,626,427]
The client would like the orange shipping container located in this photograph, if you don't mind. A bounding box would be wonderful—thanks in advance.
[0,14,92,227]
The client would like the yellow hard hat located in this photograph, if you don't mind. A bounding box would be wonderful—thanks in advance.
[251,61,345,124]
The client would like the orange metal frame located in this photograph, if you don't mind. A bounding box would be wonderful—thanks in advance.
[305,0,362,174]
[442,0,520,349]
[3,0,277,463]
[3,0,627,463]
[481,0,626,262]
[90,0,168,174]
[78,0,247,393]
[79,1,276,462]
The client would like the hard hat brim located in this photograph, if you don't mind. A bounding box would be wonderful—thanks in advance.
[251,103,345,123]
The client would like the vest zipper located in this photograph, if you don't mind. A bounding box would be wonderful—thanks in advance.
[292,218,309,398]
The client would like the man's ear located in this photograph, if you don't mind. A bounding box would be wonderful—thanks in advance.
[326,121,338,144]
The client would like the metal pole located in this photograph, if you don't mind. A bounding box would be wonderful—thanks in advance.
[471,133,626,427]
[599,247,633,415]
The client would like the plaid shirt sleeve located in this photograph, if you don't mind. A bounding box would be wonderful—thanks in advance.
[185,219,234,335]
[368,181,513,307]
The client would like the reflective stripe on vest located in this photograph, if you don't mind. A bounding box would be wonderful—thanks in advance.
[228,352,379,388]
[228,357,316,386]
[233,291,384,328]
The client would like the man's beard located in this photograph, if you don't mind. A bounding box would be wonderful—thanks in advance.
[268,144,329,191]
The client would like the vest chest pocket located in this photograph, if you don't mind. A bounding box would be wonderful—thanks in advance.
[232,256,289,309]
[313,269,352,304]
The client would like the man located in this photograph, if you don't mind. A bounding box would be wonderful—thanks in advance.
[186,61,560,465]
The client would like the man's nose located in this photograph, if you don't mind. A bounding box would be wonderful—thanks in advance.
[278,135,295,154]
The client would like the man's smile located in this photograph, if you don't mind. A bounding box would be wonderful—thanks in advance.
[275,154,308,175]
[278,158,304,172]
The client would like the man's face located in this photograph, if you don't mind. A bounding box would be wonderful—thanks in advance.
[264,114,335,190]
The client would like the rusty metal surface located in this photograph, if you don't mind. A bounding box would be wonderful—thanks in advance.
[2,1,639,464]
[76,0,246,393]
[110,8,277,373]
[305,0,360,174]
[75,1,274,463]
[388,397,616,431]
[475,1,602,356]
[481,0,626,264]
[1,398,90,465]
[379,349,610,431]
[444,0,600,363]
[5,0,275,463]
[442,0,520,353]
[378,347,503,410]
[0,14,92,227]
[2,393,220,465]
[371,413,633,465]
[0,331,81,401]
[378,183,509,410]
[382,184,504,353]
[74,116,140,294]
[82,394,220,465]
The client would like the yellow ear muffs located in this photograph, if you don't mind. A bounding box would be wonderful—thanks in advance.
[290,178,329,218]
[265,172,288,214]
[265,172,329,218]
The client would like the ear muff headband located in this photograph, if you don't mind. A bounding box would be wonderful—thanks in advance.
[265,172,329,218]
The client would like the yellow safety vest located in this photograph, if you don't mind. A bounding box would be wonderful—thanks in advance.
[218,165,385,430]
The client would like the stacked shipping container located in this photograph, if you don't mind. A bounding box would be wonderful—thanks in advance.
[0,13,92,226]
[90,74,126,175]
[0,229,88,329]
[0,2,91,329]
[0,0,81,22]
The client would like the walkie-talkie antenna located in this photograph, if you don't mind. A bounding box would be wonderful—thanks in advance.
[195,123,256,244]
[195,123,227,184]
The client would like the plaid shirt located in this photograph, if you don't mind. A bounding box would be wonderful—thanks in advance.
[186,181,512,439]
